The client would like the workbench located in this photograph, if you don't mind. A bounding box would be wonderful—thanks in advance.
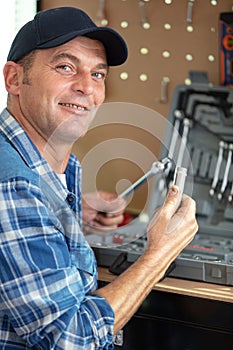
[98,267,233,350]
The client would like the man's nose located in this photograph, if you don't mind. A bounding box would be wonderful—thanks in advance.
[72,73,94,95]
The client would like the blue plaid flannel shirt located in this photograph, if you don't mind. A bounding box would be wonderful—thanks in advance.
[0,109,114,349]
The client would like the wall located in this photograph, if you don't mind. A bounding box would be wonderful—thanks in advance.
[0,0,37,111]
[40,0,233,212]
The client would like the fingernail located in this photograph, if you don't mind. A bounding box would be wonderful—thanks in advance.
[106,213,114,218]
[169,185,178,196]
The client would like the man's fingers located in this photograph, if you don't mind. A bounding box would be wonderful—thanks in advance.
[161,185,180,218]
[95,212,124,226]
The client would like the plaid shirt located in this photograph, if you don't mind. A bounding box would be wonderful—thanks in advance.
[0,109,114,349]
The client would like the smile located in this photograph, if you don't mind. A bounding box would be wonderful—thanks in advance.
[59,103,88,111]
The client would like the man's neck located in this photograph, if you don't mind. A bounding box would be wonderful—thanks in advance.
[41,142,71,173]
[7,104,73,173]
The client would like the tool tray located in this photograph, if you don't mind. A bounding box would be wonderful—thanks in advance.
[90,77,233,286]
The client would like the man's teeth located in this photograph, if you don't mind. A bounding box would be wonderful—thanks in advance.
[60,103,86,110]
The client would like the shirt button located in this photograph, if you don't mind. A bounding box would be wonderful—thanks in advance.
[67,194,74,203]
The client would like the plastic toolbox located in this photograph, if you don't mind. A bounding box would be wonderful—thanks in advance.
[88,74,233,286]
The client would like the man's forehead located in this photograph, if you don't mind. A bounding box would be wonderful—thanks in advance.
[44,36,107,62]
[56,36,105,53]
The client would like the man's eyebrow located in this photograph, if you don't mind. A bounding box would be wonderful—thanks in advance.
[50,52,109,72]
[50,53,80,65]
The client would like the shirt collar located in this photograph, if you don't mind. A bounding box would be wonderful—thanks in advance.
[0,108,43,169]
[0,108,82,204]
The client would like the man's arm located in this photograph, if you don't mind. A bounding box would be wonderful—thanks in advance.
[0,178,115,348]
[94,186,198,333]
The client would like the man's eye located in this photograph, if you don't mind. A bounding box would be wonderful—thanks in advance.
[57,65,72,72]
[92,72,105,80]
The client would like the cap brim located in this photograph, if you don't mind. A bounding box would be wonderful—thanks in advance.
[37,27,128,66]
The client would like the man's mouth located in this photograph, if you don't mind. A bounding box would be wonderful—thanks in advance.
[59,103,88,111]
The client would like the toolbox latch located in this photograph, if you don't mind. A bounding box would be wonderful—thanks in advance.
[189,70,210,85]
[205,263,227,284]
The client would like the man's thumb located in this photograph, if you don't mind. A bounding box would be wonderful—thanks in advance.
[164,185,181,216]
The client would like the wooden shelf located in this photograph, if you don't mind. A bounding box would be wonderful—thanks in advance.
[98,266,233,303]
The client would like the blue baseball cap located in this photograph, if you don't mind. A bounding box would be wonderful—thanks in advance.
[7,7,128,66]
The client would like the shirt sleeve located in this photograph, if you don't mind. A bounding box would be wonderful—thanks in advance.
[0,177,115,349]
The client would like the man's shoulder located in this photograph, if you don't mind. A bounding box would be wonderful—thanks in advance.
[0,133,37,183]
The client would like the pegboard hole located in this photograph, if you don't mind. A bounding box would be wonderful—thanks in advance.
[186,25,194,32]
[142,22,151,30]
[185,78,192,85]
[164,23,171,30]
[208,55,215,62]
[140,47,149,55]
[139,74,148,82]
[185,54,193,61]
[162,50,171,58]
[120,72,129,80]
[100,19,108,26]
[121,21,129,28]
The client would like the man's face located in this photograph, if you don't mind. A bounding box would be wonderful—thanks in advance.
[15,36,108,147]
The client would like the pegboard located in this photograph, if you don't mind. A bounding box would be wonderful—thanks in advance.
[39,0,233,212]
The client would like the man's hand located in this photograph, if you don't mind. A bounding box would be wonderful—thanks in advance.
[94,185,198,333]
[146,185,198,261]
[82,191,126,233]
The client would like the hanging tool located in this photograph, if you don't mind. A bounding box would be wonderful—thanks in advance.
[229,182,233,202]
[138,1,150,29]
[209,141,225,197]
[165,110,183,176]
[218,143,233,200]
[119,157,171,198]
[199,152,211,179]
[172,166,187,212]
[186,0,195,25]
[168,110,183,160]
[96,0,108,26]
[191,148,202,176]
[160,77,170,104]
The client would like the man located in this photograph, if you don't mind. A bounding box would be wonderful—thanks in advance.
[0,7,198,349]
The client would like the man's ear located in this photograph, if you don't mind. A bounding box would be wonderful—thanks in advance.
[3,62,21,95]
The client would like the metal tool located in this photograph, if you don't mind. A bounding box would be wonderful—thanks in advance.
[186,0,195,25]
[138,0,150,29]
[172,166,187,211]
[96,0,108,26]
[119,157,171,198]
[160,77,170,104]
[229,182,233,202]
[176,118,190,168]
[199,152,211,179]
[209,141,225,197]
[218,143,233,200]
[191,147,202,176]
[165,110,184,176]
